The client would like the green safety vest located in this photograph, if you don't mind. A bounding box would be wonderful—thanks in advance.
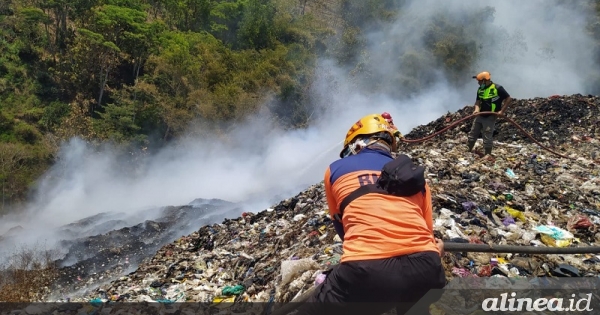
[477,83,501,112]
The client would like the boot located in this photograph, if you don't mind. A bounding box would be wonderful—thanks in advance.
[467,141,475,152]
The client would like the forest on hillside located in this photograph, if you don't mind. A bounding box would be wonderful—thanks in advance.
[1,0,600,212]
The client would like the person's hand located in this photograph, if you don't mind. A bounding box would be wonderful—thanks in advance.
[435,238,445,257]
[498,110,505,116]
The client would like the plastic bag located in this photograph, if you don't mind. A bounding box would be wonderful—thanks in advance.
[505,207,527,222]
[567,214,593,231]
[505,168,516,178]
[535,225,574,240]
[494,206,526,223]
[280,258,320,287]
[212,295,236,309]
[222,285,245,296]
[540,234,571,247]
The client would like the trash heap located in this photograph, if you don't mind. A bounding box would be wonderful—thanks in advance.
[69,190,340,305]
[4,94,600,313]
[400,94,600,281]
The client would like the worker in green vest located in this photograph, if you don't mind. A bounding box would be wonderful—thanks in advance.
[467,71,512,159]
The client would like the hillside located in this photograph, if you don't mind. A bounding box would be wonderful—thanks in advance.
[1,94,598,313]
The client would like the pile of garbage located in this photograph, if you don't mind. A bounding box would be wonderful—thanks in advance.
[55,189,339,304]
[3,94,600,313]
[0,198,249,302]
[401,94,600,281]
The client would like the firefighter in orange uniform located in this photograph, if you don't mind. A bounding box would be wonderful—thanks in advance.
[298,113,446,315]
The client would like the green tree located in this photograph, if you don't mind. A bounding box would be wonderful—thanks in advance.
[237,0,276,50]
[74,4,153,110]
[72,27,121,112]
[0,143,28,211]
[94,101,142,143]
[209,0,245,45]
[162,0,213,32]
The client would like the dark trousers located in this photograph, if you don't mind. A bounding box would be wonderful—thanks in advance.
[295,251,446,315]
[467,115,497,155]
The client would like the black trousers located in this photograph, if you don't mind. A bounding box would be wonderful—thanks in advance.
[295,251,446,315]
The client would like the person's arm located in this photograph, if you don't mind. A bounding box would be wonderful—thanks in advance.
[499,97,512,115]
[498,87,512,115]
[474,99,481,113]
[324,167,345,241]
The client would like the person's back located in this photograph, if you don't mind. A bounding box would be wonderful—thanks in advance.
[296,113,445,315]
[324,147,438,263]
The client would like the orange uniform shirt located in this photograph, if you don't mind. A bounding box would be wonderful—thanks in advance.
[324,148,439,263]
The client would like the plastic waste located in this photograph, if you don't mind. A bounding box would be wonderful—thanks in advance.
[280,258,320,287]
[212,295,236,308]
[494,206,526,222]
[552,264,580,277]
[461,201,477,212]
[567,214,593,230]
[222,285,245,296]
[540,234,571,247]
[502,217,516,226]
[505,168,516,178]
[525,183,535,196]
[451,267,473,278]
[504,206,527,222]
[89,298,103,307]
[315,273,326,286]
[535,225,574,240]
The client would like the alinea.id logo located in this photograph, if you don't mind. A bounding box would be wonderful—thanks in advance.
[482,292,593,312]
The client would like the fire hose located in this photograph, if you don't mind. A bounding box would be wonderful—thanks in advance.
[270,242,600,315]
[270,113,585,313]
[397,112,575,160]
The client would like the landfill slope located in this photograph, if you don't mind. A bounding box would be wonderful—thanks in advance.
[0,198,244,302]
[40,94,600,306]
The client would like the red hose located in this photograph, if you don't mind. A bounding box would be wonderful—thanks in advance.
[399,112,575,160]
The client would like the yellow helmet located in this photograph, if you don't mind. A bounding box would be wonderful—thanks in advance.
[339,113,398,158]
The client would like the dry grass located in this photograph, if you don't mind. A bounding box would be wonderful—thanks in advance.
[0,243,60,302]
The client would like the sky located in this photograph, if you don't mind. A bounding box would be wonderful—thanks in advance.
[0,0,597,263]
